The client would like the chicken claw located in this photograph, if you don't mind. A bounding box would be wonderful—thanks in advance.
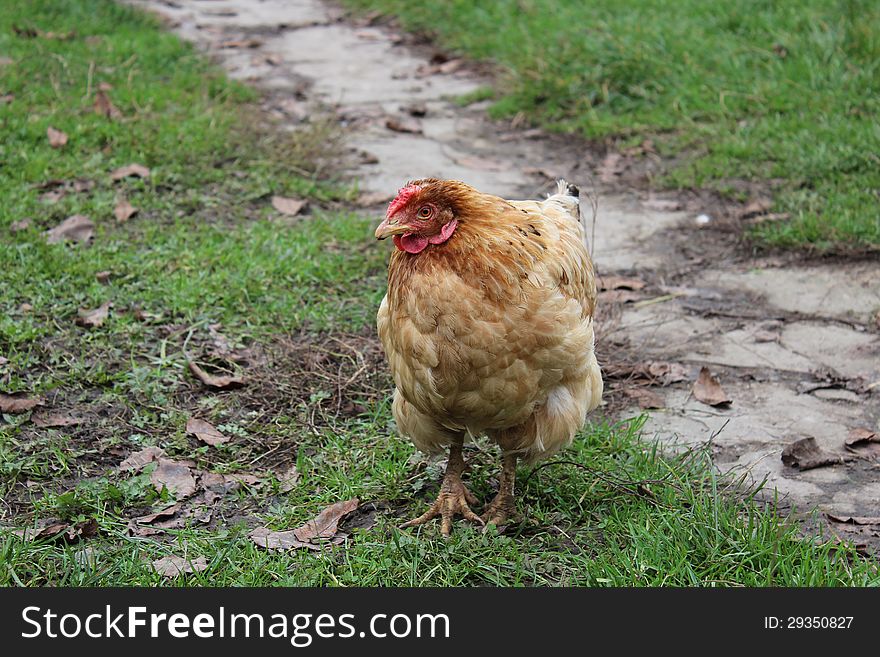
[400,440,484,536]
[481,453,518,531]
[400,475,484,537]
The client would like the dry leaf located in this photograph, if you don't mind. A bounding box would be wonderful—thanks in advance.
[737,198,772,219]
[110,163,150,181]
[403,102,427,117]
[119,446,166,472]
[0,393,42,414]
[845,428,878,447]
[356,191,394,207]
[10,218,31,232]
[453,154,504,171]
[643,198,683,212]
[598,289,643,304]
[46,214,94,244]
[249,527,327,551]
[31,412,83,428]
[826,514,880,526]
[47,126,68,148]
[151,458,197,499]
[188,361,245,390]
[151,555,208,578]
[294,498,359,542]
[278,464,300,492]
[623,388,665,410]
[219,38,263,49]
[0,93,14,104]
[133,504,181,526]
[96,271,111,284]
[14,518,97,543]
[692,367,732,406]
[76,301,112,328]
[185,418,228,446]
[93,89,122,119]
[385,117,422,134]
[271,195,306,216]
[599,275,646,291]
[781,437,845,471]
[114,197,138,222]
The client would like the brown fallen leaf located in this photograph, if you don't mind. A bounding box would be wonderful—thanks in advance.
[356,191,394,208]
[200,471,261,494]
[623,387,665,409]
[737,198,772,220]
[94,88,122,119]
[0,93,14,104]
[454,154,504,171]
[151,458,197,499]
[385,117,422,134]
[402,101,427,117]
[96,270,111,284]
[826,514,880,526]
[218,38,263,49]
[114,197,138,222]
[645,361,690,384]
[692,367,732,407]
[185,418,228,446]
[47,126,68,148]
[845,428,878,447]
[746,212,790,225]
[119,446,166,472]
[278,464,300,492]
[45,214,94,244]
[249,526,330,551]
[271,195,306,216]
[151,555,208,578]
[110,163,150,181]
[643,198,683,212]
[598,289,643,304]
[10,218,31,232]
[31,412,83,428]
[132,503,181,525]
[14,518,97,543]
[19,303,33,313]
[76,301,112,328]
[782,437,845,470]
[0,393,42,414]
[0,356,7,366]
[599,275,646,291]
[294,498,359,543]
[188,361,245,390]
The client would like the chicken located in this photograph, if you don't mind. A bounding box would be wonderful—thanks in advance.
[375,178,603,535]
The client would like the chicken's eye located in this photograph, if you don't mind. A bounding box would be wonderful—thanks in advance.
[417,206,433,219]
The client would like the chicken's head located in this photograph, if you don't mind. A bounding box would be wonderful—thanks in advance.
[375,182,459,254]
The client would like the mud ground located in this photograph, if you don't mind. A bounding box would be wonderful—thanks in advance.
[133,0,880,549]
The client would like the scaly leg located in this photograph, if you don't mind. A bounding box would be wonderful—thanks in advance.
[401,437,484,536]
[481,453,518,528]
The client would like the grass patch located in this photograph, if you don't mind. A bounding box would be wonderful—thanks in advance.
[0,0,876,587]
[344,0,880,250]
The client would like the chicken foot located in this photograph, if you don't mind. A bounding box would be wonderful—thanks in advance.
[481,453,517,529]
[400,439,484,536]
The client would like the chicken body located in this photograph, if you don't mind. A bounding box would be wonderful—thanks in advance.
[376,179,603,533]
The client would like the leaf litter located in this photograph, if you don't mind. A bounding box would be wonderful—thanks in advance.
[250,498,359,551]
[45,215,94,244]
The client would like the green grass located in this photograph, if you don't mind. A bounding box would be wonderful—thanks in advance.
[0,0,877,587]
[344,0,880,250]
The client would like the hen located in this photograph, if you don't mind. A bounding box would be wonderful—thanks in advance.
[375,179,603,535]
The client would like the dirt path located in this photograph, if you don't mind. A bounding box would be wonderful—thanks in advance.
[135,0,880,547]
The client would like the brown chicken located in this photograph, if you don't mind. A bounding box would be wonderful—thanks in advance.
[375,179,603,535]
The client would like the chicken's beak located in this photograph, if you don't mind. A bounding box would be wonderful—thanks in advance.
[375,217,412,240]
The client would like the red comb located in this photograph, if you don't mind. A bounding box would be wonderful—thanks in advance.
[386,184,421,218]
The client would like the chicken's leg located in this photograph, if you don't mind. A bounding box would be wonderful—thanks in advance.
[401,438,484,536]
[481,453,517,528]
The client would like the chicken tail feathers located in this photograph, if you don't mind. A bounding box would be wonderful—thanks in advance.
[556,179,579,199]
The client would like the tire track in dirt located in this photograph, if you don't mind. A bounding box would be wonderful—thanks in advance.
[135,0,880,548]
